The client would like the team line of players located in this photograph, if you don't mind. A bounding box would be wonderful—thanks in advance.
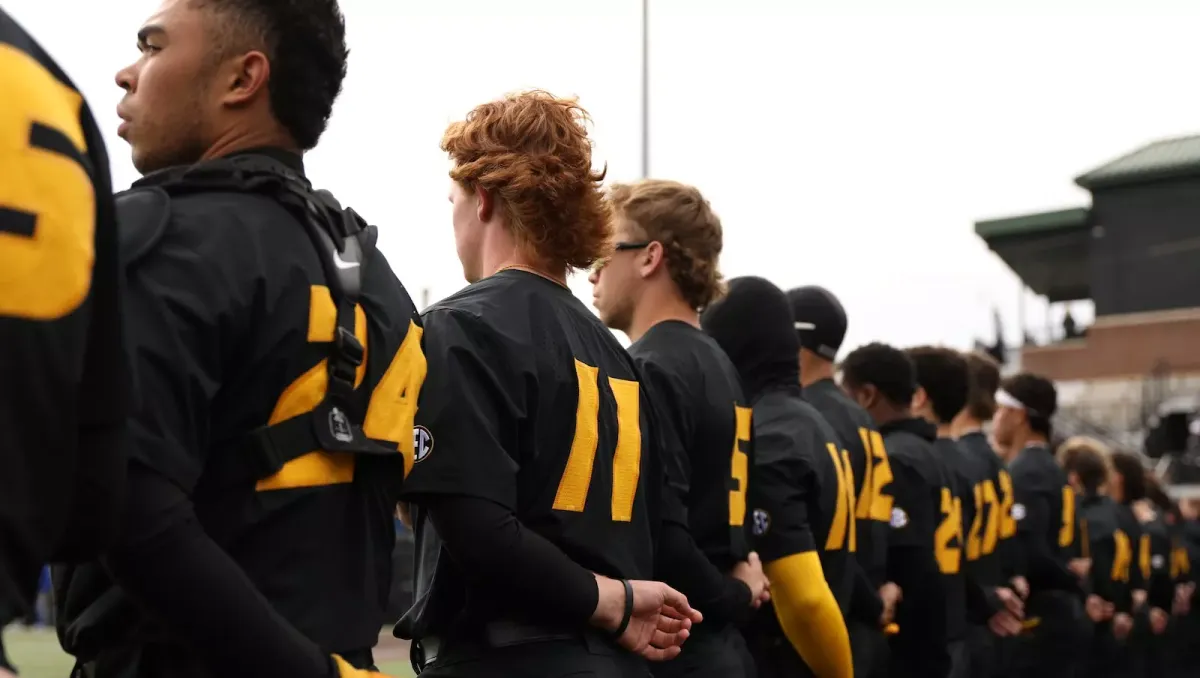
[4,2,1198,676]
[589,195,1198,678]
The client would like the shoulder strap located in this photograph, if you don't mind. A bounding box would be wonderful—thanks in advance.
[113,186,171,266]
[149,156,396,488]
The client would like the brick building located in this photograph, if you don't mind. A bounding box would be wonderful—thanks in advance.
[976,134,1200,441]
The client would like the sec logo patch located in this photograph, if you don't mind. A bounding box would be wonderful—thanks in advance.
[1152,554,1166,570]
[752,509,771,536]
[1011,503,1027,521]
[890,507,908,528]
[413,425,434,463]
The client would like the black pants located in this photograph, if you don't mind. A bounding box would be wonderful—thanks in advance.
[945,638,969,678]
[418,631,648,678]
[1078,623,1139,678]
[990,633,1013,678]
[963,624,995,678]
[846,619,887,678]
[0,632,14,673]
[1143,621,1170,678]
[71,642,375,678]
[652,625,755,678]
[1166,613,1200,678]
[1004,593,1085,678]
[744,628,817,678]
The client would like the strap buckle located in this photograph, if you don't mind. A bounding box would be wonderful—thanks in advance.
[335,326,364,367]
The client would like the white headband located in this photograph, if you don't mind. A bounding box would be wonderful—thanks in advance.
[996,389,1046,419]
[995,389,1026,411]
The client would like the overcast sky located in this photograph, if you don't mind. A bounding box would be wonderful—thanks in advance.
[9,0,1200,354]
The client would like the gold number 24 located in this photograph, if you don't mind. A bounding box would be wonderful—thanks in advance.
[966,480,1000,561]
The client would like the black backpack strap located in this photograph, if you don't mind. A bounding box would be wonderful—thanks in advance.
[150,156,396,487]
[113,187,171,267]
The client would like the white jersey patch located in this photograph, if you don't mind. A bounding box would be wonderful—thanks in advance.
[413,425,434,463]
[890,507,909,528]
[1011,503,1027,521]
[752,509,771,536]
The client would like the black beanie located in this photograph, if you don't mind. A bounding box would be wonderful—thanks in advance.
[787,285,847,361]
[701,276,799,400]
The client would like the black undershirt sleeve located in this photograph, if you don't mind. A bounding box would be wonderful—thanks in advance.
[849,561,884,624]
[421,494,600,625]
[103,463,336,678]
[656,518,753,627]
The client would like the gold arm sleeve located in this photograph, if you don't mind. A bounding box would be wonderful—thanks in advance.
[764,552,853,678]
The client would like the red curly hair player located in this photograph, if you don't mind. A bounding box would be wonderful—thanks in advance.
[393,90,702,678]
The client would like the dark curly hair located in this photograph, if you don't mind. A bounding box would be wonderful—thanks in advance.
[442,90,611,271]
[1110,451,1147,504]
[964,351,1001,421]
[1001,372,1057,438]
[841,342,917,408]
[907,346,970,424]
[1057,436,1110,495]
[608,179,725,310]
[197,0,348,150]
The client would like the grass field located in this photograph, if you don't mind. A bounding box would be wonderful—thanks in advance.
[2,627,416,678]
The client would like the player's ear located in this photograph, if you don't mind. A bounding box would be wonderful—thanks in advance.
[221,49,270,106]
[475,185,494,222]
[641,240,665,277]
[856,384,877,410]
[911,386,928,413]
[1067,470,1080,491]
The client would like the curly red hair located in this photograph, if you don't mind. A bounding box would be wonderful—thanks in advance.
[441,90,611,271]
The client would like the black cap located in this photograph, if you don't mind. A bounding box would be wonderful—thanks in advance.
[786,285,847,361]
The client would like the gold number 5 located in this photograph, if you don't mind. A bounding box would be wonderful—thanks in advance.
[0,44,95,320]
[1059,485,1076,548]
[728,406,752,527]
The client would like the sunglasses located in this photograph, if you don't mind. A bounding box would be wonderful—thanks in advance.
[592,241,652,272]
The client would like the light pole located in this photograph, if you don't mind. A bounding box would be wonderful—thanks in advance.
[640,0,650,179]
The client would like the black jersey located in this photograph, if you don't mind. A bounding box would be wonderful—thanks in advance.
[629,320,750,569]
[803,378,893,588]
[879,418,950,678]
[400,270,659,638]
[54,152,422,665]
[1080,495,1136,612]
[929,437,970,638]
[1009,443,1081,595]
[0,8,130,612]
[1140,515,1174,612]
[1112,503,1147,608]
[748,388,857,615]
[957,431,1018,587]
[952,433,1004,588]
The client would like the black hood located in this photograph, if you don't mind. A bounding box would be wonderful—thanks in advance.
[701,276,799,400]
[879,416,937,442]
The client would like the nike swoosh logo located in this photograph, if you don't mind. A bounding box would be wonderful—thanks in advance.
[333,254,360,270]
